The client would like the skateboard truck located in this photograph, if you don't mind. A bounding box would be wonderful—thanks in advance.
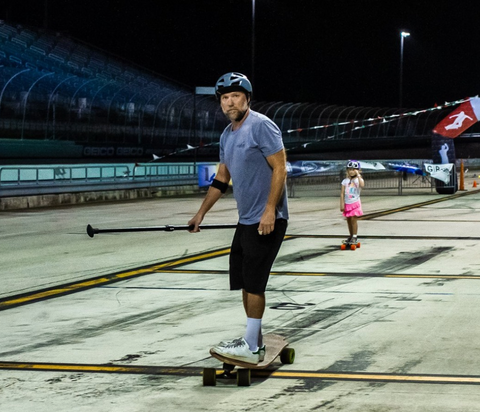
[219,362,235,379]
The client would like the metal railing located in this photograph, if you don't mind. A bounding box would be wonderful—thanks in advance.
[0,162,209,197]
[1,161,448,199]
[287,170,436,197]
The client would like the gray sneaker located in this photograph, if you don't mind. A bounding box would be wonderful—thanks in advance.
[213,337,259,364]
[216,337,243,348]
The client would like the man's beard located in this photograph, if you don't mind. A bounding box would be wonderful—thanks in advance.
[226,108,247,122]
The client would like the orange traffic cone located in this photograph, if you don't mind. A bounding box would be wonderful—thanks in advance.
[474,181,478,188]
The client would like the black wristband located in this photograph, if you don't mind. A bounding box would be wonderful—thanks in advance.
[211,178,228,193]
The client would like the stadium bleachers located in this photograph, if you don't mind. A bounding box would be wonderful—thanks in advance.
[1,21,478,163]
[0,21,189,98]
[0,20,216,159]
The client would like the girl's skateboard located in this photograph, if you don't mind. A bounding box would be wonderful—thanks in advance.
[341,240,361,250]
[203,334,295,386]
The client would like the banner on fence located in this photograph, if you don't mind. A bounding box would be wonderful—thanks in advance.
[198,164,218,188]
[424,163,454,184]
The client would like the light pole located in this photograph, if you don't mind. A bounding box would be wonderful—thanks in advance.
[251,0,255,87]
[399,31,410,108]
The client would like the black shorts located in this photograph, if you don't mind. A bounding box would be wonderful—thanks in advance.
[229,219,288,294]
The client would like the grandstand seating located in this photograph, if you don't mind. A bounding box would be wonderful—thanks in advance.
[0,20,219,159]
[1,20,479,162]
[0,21,190,113]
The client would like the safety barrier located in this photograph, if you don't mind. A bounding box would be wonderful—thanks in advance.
[0,161,447,199]
[287,170,435,198]
[0,163,207,197]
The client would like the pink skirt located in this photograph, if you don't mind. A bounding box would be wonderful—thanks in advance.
[343,200,363,217]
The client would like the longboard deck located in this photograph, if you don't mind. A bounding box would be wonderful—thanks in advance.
[210,334,288,369]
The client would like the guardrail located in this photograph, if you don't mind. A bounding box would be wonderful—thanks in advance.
[287,170,436,197]
[0,163,211,197]
[0,161,447,199]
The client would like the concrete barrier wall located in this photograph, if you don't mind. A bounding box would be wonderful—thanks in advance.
[0,185,200,211]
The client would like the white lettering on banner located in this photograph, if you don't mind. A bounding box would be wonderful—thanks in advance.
[425,163,453,173]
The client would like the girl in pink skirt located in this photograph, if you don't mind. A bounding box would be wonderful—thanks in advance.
[340,160,365,246]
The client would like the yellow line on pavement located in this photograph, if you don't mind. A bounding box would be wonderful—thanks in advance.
[384,274,479,280]
[360,189,480,220]
[0,269,153,308]
[1,361,480,385]
[0,248,231,310]
[261,370,480,384]
[0,362,146,374]
[150,248,230,270]
[153,269,480,280]
[269,272,480,280]
[154,269,228,274]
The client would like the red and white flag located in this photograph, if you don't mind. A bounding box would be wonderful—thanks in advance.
[433,97,480,138]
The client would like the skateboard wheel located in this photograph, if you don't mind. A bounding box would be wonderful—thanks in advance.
[203,368,217,386]
[357,242,361,248]
[350,244,356,250]
[340,244,346,250]
[237,368,251,386]
[280,347,295,364]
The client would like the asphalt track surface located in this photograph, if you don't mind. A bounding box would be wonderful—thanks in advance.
[1,181,480,411]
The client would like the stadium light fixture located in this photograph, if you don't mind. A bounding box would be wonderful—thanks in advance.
[399,30,410,108]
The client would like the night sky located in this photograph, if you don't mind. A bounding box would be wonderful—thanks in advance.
[2,0,480,109]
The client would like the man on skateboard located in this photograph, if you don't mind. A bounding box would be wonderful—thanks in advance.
[188,72,289,364]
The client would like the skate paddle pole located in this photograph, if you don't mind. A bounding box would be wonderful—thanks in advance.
[86,223,237,238]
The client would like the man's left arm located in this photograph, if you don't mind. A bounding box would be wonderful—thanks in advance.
[258,148,287,235]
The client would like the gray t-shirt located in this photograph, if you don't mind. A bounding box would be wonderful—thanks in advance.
[219,110,289,225]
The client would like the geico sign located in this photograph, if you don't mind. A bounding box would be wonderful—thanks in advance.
[83,146,115,156]
[116,147,144,156]
[83,147,144,156]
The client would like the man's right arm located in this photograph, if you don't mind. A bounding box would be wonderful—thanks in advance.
[188,163,231,232]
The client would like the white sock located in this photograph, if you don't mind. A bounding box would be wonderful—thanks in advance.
[244,317,262,351]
